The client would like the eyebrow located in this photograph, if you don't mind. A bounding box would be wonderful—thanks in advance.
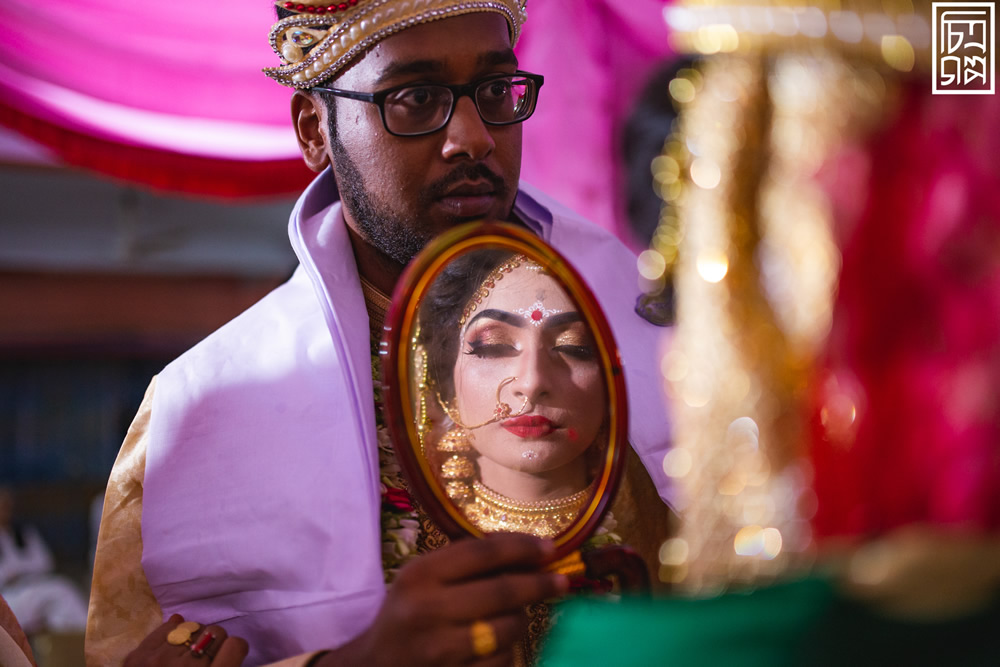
[466,309,524,329]
[374,49,519,87]
[479,49,518,69]
[464,309,583,330]
[544,312,583,329]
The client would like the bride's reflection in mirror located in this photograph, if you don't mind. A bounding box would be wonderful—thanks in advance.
[417,250,607,538]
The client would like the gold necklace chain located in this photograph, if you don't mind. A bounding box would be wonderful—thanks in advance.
[465,481,590,538]
[360,275,392,343]
[473,481,590,512]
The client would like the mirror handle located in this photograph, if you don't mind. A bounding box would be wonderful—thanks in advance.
[582,546,651,594]
[547,550,587,579]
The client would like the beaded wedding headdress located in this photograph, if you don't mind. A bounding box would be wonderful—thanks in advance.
[264,0,529,88]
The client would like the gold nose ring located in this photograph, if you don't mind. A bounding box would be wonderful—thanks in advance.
[442,376,530,430]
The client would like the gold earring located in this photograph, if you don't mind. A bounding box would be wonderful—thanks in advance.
[439,425,474,504]
[438,425,471,452]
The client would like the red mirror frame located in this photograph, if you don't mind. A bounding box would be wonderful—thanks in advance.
[380,222,629,560]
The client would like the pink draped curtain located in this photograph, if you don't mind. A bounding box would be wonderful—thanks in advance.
[0,0,314,197]
[0,0,673,233]
[517,0,673,241]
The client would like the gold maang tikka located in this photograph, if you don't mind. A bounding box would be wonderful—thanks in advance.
[458,254,546,327]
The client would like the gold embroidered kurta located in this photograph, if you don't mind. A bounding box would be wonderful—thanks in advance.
[87,378,674,665]
[85,379,325,667]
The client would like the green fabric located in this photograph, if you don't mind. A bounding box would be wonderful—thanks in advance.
[801,592,1000,667]
[540,577,835,667]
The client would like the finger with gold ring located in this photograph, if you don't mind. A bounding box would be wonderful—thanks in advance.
[167,621,201,646]
[470,620,497,657]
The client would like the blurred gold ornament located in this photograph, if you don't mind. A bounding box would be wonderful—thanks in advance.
[654,1,895,590]
[664,0,935,73]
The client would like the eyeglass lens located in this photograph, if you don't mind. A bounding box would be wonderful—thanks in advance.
[383,76,535,135]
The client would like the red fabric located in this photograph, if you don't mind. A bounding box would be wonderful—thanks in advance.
[810,82,1000,538]
[0,100,313,199]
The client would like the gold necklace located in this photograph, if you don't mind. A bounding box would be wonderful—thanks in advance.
[360,275,392,345]
[464,481,590,538]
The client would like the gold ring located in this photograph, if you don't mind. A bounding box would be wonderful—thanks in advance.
[470,620,497,657]
[167,621,201,646]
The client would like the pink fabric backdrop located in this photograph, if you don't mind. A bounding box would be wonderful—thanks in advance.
[0,0,314,197]
[517,0,673,241]
[0,0,673,232]
[0,0,294,155]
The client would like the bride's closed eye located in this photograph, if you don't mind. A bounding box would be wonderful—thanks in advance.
[464,326,519,359]
[553,329,596,361]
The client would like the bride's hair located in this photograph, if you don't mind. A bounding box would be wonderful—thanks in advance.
[417,249,514,401]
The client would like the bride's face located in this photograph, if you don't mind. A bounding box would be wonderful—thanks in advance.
[452,266,606,475]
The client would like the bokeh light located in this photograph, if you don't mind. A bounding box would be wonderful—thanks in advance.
[696,249,729,282]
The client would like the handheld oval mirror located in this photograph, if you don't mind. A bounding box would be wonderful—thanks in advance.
[381,223,628,560]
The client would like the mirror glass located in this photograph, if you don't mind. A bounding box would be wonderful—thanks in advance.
[382,223,627,555]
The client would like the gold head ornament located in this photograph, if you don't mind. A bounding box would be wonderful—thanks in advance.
[265,0,529,88]
[459,254,544,327]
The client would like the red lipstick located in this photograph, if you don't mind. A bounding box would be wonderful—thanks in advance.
[501,415,555,438]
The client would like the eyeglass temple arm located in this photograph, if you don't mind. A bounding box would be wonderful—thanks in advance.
[310,87,377,103]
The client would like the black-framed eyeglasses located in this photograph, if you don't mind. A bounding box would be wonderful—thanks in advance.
[312,71,544,137]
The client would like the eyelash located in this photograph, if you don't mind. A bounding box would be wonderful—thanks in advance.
[464,340,517,359]
[555,344,595,361]
[464,341,595,361]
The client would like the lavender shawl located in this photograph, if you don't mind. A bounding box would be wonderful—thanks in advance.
[142,169,672,664]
